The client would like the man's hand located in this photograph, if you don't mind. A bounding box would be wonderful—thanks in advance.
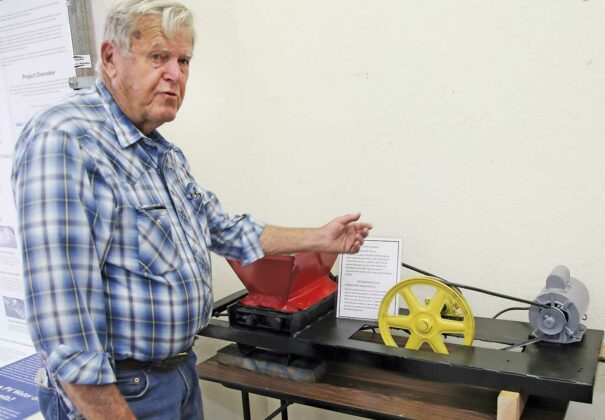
[318,213,372,254]
[60,381,136,420]
[260,213,372,255]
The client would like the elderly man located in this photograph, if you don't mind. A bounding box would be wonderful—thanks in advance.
[11,1,371,419]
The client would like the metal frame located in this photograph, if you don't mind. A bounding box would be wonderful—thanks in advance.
[199,290,603,403]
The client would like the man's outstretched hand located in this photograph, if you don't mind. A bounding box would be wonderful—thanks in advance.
[319,213,372,254]
[260,213,372,256]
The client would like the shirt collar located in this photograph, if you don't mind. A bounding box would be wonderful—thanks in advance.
[95,78,156,149]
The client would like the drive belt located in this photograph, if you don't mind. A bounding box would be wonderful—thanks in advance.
[401,262,550,309]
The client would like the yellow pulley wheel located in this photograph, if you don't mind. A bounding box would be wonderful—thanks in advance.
[377,276,474,355]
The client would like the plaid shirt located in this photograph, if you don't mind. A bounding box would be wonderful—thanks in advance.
[12,78,265,387]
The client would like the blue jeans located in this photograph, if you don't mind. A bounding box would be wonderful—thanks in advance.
[38,351,203,419]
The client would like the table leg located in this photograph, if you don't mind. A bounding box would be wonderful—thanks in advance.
[280,400,288,420]
[242,391,251,420]
[265,400,291,420]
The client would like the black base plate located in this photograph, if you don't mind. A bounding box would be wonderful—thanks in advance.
[200,290,603,403]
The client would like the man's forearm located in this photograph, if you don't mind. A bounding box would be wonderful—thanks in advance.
[260,225,323,255]
[60,381,135,420]
[259,214,372,256]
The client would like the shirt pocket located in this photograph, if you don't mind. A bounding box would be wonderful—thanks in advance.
[185,182,212,247]
[136,206,182,275]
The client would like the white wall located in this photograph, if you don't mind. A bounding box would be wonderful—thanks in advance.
[91,1,605,418]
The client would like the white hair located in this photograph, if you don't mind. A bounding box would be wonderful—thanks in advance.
[97,0,195,72]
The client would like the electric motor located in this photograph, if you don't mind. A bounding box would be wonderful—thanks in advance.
[528,265,589,344]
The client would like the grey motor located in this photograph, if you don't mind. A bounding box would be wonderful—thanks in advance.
[528,265,589,344]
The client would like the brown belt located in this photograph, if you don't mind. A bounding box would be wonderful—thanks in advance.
[114,348,191,372]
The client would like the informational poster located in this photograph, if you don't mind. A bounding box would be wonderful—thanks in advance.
[0,1,76,417]
[0,0,77,147]
[0,0,75,343]
[337,237,402,321]
[0,355,42,419]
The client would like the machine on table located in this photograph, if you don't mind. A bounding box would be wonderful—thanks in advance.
[225,252,338,336]
[199,253,603,405]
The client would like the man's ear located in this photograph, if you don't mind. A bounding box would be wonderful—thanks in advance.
[101,41,118,78]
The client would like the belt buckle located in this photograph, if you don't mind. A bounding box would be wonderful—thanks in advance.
[151,350,189,372]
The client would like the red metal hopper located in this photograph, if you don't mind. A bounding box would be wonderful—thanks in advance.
[227,252,338,313]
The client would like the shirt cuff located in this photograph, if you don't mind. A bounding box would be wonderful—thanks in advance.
[46,345,116,385]
[240,216,266,266]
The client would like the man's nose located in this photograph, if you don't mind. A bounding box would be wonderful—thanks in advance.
[163,59,181,83]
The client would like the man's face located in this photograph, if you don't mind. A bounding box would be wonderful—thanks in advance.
[105,15,193,134]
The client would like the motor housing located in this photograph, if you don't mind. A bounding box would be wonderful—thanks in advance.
[529,265,589,343]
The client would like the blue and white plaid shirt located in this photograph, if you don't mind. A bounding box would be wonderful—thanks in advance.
[12,78,265,387]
